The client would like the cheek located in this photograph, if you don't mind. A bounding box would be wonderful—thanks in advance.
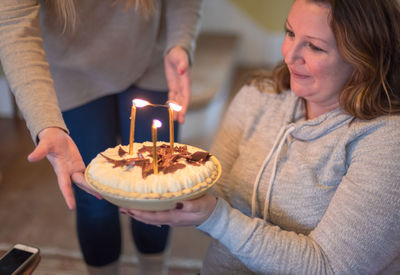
[309,59,353,93]
[318,59,352,85]
[333,61,353,83]
[307,58,331,80]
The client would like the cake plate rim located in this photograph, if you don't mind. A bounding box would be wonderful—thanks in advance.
[84,156,221,211]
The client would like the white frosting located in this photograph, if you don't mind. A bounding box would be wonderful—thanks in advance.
[87,142,217,198]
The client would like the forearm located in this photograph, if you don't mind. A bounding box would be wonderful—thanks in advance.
[0,0,67,142]
[164,0,203,63]
[198,198,334,274]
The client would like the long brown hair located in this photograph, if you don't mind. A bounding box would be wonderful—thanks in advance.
[44,0,156,34]
[252,0,400,120]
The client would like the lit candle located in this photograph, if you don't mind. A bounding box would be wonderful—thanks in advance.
[129,99,150,155]
[152,119,162,174]
[167,101,182,154]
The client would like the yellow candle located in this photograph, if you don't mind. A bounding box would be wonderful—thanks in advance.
[168,107,174,154]
[129,99,151,155]
[128,104,136,155]
[167,102,182,154]
[152,119,162,174]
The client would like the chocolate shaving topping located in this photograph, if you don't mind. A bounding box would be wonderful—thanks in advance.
[142,162,154,178]
[100,153,149,168]
[101,144,212,178]
[118,146,127,157]
[162,163,186,174]
[188,151,211,163]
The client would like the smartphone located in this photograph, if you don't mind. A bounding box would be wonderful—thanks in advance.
[0,244,40,275]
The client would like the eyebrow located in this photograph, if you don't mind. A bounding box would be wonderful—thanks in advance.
[285,20,329,45]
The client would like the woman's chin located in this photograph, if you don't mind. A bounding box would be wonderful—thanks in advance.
[291,87,310,98]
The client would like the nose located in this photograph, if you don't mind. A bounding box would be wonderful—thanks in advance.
[283,40,303,65]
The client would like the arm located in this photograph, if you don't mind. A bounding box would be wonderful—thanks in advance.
[0,0,99,209]
[163,0,203,123]
[0,0,67,140]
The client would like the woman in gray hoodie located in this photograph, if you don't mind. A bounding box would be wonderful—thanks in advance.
[124,0,400,274]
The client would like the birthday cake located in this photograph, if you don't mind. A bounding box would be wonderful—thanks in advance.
[85,142,219,200]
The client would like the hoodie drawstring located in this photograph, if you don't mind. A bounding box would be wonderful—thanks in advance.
[251,124,296,220]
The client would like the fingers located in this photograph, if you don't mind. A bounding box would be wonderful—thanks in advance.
[72,172,103,200]
[122,208,177,226]
[165,47,191,124]
[55,169,76,210]
[177,73,190,124]
[167,72,190,124]
[177,57,189,75]
[120,195,217,227]
[119,208,162,225]
[27,141,50,162]
[27,127,101,210]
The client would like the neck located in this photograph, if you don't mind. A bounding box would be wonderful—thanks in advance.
[305,100,340,120]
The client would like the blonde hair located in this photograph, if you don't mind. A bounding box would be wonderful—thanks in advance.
[45,0,156,34]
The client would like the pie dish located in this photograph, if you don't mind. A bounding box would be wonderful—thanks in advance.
[84,142,221,210]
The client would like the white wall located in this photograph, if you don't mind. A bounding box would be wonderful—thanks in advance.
[201,0,285,67]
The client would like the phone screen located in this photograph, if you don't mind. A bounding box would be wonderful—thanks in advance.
[0,248,33,275]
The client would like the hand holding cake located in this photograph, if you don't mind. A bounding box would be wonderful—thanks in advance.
[120,193,218,227]
[27,127,101,210]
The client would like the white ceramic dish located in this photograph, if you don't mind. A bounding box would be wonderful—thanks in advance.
[85,156,221,211]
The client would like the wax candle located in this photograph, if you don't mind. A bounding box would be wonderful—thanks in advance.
[152,119,162,174]
[167,102,182,154]
[129,99,150,155]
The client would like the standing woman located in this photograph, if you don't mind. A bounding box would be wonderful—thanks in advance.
[0,0,202,274]
[124,0,400,274]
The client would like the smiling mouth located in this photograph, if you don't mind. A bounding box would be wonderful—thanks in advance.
[290,69,309,79]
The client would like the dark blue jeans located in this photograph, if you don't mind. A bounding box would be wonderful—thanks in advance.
[62,85,178,266]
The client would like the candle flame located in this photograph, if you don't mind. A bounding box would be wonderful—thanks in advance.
[168,102,183,112]
[132,99,150,108]
[153,119,162,128]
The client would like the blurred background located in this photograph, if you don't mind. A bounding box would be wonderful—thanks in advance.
[0,0,291,273]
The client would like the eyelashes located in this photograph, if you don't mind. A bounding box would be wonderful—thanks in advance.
[284,26,295,37]
[284,25,325,52]
[308,43,323,52]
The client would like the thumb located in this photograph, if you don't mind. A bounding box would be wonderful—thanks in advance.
[27,142,49,162]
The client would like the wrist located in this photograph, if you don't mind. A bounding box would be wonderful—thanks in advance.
[37,127,68,142]
[198,196,218,226]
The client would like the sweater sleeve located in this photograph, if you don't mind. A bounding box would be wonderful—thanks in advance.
[209,86,259,198]
[200,114,400,273]
[164,0,203,64]
[310,119,400,274]
[0,0,67,143]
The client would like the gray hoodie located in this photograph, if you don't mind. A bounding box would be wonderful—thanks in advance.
[198,85,400,274]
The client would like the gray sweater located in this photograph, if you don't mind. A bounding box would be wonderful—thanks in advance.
[198,85,400,274]
[0,0,202,141]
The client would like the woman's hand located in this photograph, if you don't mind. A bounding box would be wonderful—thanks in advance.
[164,46,191,124]
[27,127,101,210]
[120,194,217,227]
